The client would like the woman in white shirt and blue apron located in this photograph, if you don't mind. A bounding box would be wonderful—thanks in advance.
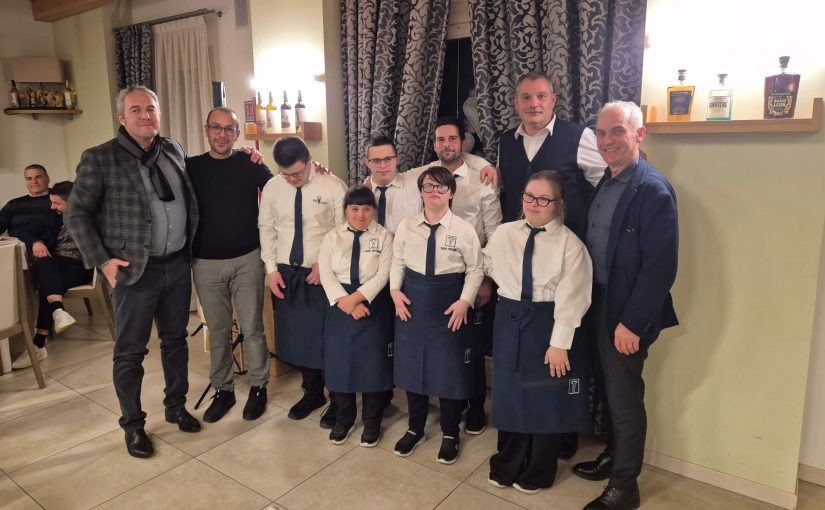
[484,170,593,494]
[389,166,484,465]
[318,186,394,447]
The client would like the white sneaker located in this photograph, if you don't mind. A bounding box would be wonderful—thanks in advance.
[52,308,76,334]
[11,346,48,369]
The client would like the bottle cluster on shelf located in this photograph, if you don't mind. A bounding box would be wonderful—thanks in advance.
[9,80,77,110]
[248,89,307,135]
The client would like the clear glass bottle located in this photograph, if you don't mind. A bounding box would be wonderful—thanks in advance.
[9,80,20,108]
[706,73,732,121]
[63,80,75,110]
[666,69,695,121]
[764,56,800,119]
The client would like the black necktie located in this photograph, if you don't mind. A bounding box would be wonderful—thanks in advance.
[289,187,303,266]
[425,223,440,276]
[521,226,545,301]
[377,186,388,226]
[349,229,364,286]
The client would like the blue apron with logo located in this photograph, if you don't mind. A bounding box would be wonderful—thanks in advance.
[491,296,589,434]
[324,284,394,393]
[274,263,327,369]
[393,269,473,400]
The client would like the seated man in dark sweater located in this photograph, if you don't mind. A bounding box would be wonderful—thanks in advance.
[187,107,274,423]
[12,180,93,369]
[0,164,61,258]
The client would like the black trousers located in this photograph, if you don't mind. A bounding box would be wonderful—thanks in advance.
[591,289,649,491]
[489,430,563,488]
[299,366,326,396]
[110,254,191,432]
[333,390,391,428]
[33,255,92,332]
[406,391,464,437]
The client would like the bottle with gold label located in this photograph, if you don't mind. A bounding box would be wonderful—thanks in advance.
[706,73,732,121]
[764,56,800,119]
[666,69,695,121]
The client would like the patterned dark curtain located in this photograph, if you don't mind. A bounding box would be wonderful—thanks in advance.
[468,0,646,164]
[114,25,154,90]
[341,0,450,185]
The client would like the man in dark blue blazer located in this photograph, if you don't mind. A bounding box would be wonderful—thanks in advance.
[573,101,679,510]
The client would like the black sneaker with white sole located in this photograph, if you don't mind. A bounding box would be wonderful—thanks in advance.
[437,435,460,464]
[393,429,425,456]
[360,424,381,447]
[328,422,353,445]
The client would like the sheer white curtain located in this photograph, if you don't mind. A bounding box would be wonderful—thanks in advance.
[153,17,211,155]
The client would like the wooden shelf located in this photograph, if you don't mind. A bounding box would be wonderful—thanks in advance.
[244,121,322,142]
[642,98,822,134]
[4,108,83,119]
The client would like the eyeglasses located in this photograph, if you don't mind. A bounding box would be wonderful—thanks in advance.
[366,156,396,166]
[421,183,450,194]
[206,124,239,136]
[280,169,305,179]
[522,192,557,207]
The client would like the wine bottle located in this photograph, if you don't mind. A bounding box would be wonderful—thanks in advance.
[9,80,19,108]
[280,90,293,131]
[63,80,75,109]
[266,91,279,133]
[295,90,306,132]
[255,92,266,134]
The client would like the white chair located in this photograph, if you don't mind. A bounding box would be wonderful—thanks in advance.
[63,269,117,341]
[0,243,45,388]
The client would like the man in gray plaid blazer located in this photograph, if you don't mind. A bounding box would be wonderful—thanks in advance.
[66,86,202,458]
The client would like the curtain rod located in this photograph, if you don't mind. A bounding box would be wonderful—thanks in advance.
[113,9,222,31]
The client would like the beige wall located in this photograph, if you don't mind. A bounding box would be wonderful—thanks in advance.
[640,0,825,500]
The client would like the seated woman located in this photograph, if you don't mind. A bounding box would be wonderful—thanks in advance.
[318,186,395,446]
[389,166,483,464]
[483,170,593,494]
[13,180,93,369]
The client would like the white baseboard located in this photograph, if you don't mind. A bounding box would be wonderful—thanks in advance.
[644,449,798,509]
[798,463,825,487]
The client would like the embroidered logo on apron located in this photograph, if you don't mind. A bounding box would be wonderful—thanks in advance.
[473,310,483,325]
[568,378,580,395]
[464,348,471,364]
[387,343,393,357]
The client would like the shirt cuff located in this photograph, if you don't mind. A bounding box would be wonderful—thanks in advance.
[549,324,575,350]
[264,261,279,275]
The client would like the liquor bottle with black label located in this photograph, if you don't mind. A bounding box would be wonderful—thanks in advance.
[280,90,293,131]
[764,56,800,119]
[9,80,19,108]
[706,73,732,121]
[667,69,694,121]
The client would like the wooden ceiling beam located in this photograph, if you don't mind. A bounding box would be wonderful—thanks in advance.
[30,0,113,22]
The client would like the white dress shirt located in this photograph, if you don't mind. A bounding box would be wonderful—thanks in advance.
[419,153,502,246]
[318,220,393,305]
[259,171,347,274]
[483,217,593,349]
[368,168,425,234]
[514,115,605,187]
[391,209,484,305]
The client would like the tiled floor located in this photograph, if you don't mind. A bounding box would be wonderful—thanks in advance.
[1,303,824,510]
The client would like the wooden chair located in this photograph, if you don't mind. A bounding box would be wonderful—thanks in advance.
[0,243,45,388]
[63,269,116,341]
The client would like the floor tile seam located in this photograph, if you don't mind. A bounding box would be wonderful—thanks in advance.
[271,441,361,504]
[180,409,288,457]
[1,469,47,509]
[70,322,112,340]
[0,379,84,424]
[190,457,274,502]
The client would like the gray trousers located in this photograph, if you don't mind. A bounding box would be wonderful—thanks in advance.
[192,248,269,389]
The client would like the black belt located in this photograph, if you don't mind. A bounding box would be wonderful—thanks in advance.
[147,250,183,264]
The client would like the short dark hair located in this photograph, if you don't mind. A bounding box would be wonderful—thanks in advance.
[273,136,310,167]
[364,135,397,158]
[515,71,555,93]
[417,166,456,194]
[205,107,239,128]
[434,117,465,143]
[24,164,48,177]
[343,185,377,211]
[50,180,74,200]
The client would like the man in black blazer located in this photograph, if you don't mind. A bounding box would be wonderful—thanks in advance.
[66,86,203,458]
[574,101,679,510]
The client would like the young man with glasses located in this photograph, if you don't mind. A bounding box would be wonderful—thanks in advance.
[186,107,274,423]
[363,135,424,234]
[259,136,347,427]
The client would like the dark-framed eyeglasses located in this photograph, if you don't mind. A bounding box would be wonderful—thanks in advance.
[522,192,556,207]
[366,156,396,166]
[421,183,450,194]
[206,124,239,136]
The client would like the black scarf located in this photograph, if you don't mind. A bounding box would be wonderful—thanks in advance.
[117,126,175,201]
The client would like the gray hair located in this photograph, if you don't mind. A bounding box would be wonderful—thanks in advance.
[599,100,644,131]
[116,86,160,115]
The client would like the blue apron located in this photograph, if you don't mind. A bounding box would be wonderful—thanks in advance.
[393,269,473,400]
[324,284,394,393]
[274,263,327,369]
[491,296,589,434]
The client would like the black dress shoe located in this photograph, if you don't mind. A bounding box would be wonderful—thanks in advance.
[203,389,236,423]
[125,429,154,458]
[242,385,267,421]
[288,392,326,420]
[573,452,613,481]
[584,486,640,510]
[559,431,579,460]
[165,407,202,432]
